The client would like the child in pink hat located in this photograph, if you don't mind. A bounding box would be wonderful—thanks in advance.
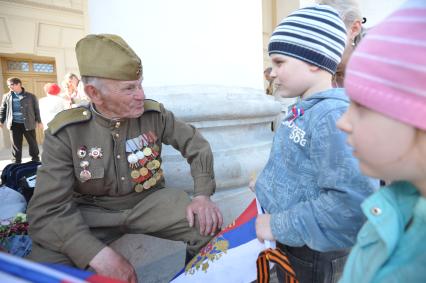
[337,0,426,282]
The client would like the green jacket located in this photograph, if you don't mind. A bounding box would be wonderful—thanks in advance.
[27,99,215,268]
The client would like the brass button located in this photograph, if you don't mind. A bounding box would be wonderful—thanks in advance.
[115,122,121,128]
[82,111,88,116]
[116,155,121,159]
[115,133,119,138]
[121,176,125,181]
[371,207,382,216]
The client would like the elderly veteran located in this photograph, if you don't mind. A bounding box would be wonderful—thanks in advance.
[27,34,223,283]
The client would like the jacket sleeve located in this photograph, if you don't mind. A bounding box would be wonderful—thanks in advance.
[0,94,8,124]
[27,129,105,268]
[159,104,215,197]
[270,109,378,251]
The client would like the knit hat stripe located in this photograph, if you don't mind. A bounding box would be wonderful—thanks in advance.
[272,22,345,57]
[268,4,347,74]
[271,31,342,58]
[278,21,346,48]
[269,42,337,73]
[345,2,426,130]
[286,13,346,35]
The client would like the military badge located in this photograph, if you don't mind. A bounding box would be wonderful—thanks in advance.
[89,147,103,159]
[77,146,87,159]
[79,160,91,182]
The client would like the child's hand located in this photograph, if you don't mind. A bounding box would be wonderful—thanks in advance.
[255,214,275,243]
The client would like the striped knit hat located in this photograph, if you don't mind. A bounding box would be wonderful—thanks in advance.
[345,0,426,131]
[268,4,347,75]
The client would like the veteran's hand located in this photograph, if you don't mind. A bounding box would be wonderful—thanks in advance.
[255,214,275,243]
[89,246,137,283]
[186,195,223,237]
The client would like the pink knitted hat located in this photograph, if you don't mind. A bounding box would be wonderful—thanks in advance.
[345,1,426,131]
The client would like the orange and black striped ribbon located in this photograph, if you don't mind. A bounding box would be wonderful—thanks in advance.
[256,248,299,283]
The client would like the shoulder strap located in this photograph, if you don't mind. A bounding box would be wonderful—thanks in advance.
[144,99,161,112]
[48,107,91,135]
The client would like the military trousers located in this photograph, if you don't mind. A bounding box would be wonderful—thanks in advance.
[28,188,212,267]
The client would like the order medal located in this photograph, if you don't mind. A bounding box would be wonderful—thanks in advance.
[134,184,144,193]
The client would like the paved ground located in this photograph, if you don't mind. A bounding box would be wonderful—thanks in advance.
[0,145,35,173]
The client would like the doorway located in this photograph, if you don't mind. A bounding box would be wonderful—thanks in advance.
[1,55,57,145]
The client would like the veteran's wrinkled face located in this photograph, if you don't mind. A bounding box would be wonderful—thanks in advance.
[87,77,145,119]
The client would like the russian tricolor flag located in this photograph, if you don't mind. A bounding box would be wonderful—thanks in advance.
[170,198,274,283]
[0,252,126,283]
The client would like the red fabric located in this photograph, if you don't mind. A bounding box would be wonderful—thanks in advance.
[44,83,61,95]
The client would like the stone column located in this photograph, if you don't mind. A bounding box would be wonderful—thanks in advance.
[87,1,281,281]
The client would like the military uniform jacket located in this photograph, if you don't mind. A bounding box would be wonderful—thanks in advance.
[27,99,215,268]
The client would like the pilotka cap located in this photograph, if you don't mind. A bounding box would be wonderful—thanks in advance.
[75,34,142,81]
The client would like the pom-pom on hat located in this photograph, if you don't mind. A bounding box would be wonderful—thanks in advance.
[345,0,426,131]
[44,83,61,95]
[268,4,347,75]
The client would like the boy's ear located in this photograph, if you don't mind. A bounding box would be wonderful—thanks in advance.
[309,65,321,72]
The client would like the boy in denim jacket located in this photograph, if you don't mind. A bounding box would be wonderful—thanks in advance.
[255,5,378,282]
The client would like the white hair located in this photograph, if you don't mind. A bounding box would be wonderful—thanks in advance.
[315,0,362,28]
[80,76,110,94]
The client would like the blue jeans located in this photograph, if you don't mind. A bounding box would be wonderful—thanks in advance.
[276,243,349,283]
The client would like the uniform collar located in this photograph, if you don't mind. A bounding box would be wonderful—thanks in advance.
[90,103,125,129]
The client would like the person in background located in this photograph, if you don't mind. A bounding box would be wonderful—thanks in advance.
[337,1,426,282]
[61,72,89,108]
[0,77,41,163]
[254,5,378,283]
[316,0,366,88]
[39,83,66,129]
[263,67,274,95]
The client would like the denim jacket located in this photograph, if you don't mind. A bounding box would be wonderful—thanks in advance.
[255,88,378,251]
[340,181,426,283]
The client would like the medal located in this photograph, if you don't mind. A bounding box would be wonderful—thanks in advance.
[139,167,149,176]
[80,169,92,182]
[152,159,161,170]
[146,161,155,170]
[127,153,138,164]
[154,170,163,181]
[148,177,156,187]
[134,183,144,193]
[143,147,152,157]
[89,147,103,159]
[131,170,141,179]
[136,150,145,159]
[77,146,87,159]
[143,181,151,190]
[153,144,160,153]
[79,160,91,182]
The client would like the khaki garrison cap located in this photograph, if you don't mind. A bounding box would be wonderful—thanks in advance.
[75,34,142,81]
